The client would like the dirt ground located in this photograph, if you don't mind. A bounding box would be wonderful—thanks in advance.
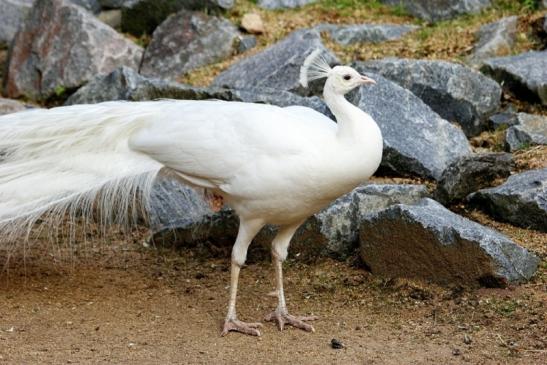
[0,218,545,365]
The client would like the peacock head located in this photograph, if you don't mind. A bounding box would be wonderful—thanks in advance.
[299,49,376,96]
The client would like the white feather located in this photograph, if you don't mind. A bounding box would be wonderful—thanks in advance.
[299,49,333,88]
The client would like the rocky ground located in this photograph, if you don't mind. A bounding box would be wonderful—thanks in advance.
[0,0,546,364]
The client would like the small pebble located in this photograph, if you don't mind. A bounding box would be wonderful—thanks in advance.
[452,348,461,356]
[331,338,344,349]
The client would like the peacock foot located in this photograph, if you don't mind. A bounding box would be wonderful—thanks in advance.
[221,318,263,337]
[264,310,318,332]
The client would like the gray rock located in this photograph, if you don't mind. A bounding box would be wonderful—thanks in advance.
[66,67,236,104]
[468,16,518,65]
[505,113,547,151]
[148,173,215,235]
[65,67,142,104]
[360,198,540,286]
[258,0,317,9]
[212,29,339,96]
[0,0,33,47]
[65,67,330,116]
[488,110,518,130]
[355,184,431,218]
[0,97,32,116]
[354,58,502,137]
[99,0,136,8]
[229,88,330,116]
[315,23,418,45]
[434,152,513,204]
[120,0,234,36]
[350,73,472,180]
[238,35,257,53]
[312,183,430,258]
[3,0,143,101]
[481,50,547,105]
[468,168,547,232]
[140,10,241,81]
[70,0,101,12]
[150,183,430,260]
[380,0,491,22]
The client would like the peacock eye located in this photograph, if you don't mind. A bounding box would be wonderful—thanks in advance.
[343,75,351,81]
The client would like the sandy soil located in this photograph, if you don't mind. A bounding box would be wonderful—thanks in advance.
[1,220,545,365]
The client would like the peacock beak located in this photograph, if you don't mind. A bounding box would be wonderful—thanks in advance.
[360,75,376,85]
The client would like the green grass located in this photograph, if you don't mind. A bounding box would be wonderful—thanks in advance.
[54,85,67,97]
[319,0,384,13]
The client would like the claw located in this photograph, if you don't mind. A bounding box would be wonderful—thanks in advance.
[265,311,318,332]
[221,319,263,337]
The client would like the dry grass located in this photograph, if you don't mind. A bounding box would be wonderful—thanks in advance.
[513,145,547,170]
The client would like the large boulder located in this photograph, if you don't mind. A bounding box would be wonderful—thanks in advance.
[65,67,329,115]
[350,73,472,180]
[505,113,547,151]
[140,10,242,81]
[257,0,317,9]
[120,0,234,36]
[3,0,143,101]
[315,23,418,45]
[355,59,502,137]
[66,67,234,104]
[0,0,33,47]
[360,198,540,286]
[467,16,518,66]
[468,168,547,232]
[150,183,430,260]
[211,29,339,96]
[481,50,547,105]
[434,152,513,204]
[380,0,491,22]
[310,184,430,258]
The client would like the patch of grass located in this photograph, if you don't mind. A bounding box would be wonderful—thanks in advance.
[54,85,67,97]
[417,27,433,41]
[497,299,521,316]
[494,0,540,12]
[320,0,378,10]
[389,3,409,17]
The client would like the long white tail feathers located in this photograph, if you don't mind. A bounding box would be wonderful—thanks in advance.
[0,102,167,247]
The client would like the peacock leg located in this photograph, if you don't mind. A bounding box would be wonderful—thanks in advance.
[221,218,265,336]
[264,223,318,332]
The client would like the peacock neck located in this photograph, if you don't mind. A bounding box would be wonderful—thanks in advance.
[323,84,377,141]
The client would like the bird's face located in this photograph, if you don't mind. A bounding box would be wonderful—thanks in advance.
[328,66,376,95]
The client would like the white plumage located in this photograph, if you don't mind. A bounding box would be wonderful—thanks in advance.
[0,53,382,336]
